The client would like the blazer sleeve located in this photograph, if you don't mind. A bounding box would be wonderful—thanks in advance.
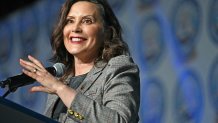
[68,55,140,123]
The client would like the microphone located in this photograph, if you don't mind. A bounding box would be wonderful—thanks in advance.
[0,63,65,92]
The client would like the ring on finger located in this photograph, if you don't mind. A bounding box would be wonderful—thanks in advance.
[33,68,37,73]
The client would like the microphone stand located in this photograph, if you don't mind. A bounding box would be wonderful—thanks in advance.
[0,73,36,98]
[2,90,10,98]
[0,81,17,98]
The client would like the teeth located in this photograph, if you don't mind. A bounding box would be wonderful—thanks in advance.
[71,38,82,42]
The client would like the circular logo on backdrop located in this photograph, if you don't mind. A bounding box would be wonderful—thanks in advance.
[19,8,39,58]
[45,0,65,35]
[174,70,203,123]
[0,21,13,64]
[120,20,133,51]
[171,0,201,62]
[135,15,164,71]
[140,78,165,123]
[208,0,218,45]
[107,0,127,15]
[208,56,218,113]
[137,0,159,8]
[18,8,39,106]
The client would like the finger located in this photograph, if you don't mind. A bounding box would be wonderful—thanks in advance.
[30,86,45,92]
[20,58,41,72]
[28,55,45,69]
[20,59,37,72]
[22,69,38,79]
[30,86,54,93]
[20,58,44,73]
[22,68,48,84]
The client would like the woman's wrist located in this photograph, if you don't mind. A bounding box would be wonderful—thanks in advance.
[55,82,68,95]
[55,82,77,108]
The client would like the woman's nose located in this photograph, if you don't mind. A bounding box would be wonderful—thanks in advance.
[71,23,82,33]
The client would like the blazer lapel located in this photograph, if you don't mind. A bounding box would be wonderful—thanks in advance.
[77,60,107,93]
[45,61,107,117]
[45,94,59,117]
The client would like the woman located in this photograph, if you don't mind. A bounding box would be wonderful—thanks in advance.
[20,0,140,122]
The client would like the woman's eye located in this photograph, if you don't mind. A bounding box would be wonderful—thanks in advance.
[82,18,93,24]
[66,19,74,24]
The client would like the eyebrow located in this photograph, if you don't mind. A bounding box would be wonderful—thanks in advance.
[67,15,95,19]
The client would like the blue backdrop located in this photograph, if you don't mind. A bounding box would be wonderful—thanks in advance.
[0,0,217,123]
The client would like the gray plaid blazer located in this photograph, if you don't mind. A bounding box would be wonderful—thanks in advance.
[44,55,140,123]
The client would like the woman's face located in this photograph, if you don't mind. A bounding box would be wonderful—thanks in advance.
[63,1,105,60]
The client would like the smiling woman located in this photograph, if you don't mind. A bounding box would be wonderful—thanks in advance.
[63,1,105,65]
[19,0,140,123]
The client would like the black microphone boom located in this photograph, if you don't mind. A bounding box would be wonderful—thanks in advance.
[0,63,65,92]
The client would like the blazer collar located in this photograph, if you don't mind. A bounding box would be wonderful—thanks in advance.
[77,60,107,93]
